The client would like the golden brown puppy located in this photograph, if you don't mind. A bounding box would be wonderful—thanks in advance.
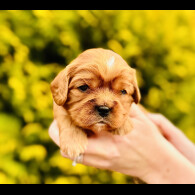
[51,48,141,159]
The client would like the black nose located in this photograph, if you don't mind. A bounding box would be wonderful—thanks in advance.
[96,106,110,117]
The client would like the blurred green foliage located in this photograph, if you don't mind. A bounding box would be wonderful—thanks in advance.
[0,10,195,184]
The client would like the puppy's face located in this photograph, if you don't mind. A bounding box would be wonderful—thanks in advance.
[51,49,140,133]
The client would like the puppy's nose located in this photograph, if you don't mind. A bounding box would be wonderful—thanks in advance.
[96,106,111,117]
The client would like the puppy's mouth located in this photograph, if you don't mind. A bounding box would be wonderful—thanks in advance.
[97,121,107,124]
[88,120,111,133]
[96,119,112,126]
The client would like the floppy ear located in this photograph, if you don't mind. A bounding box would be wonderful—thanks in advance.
[132,69,141,104]
[51,66,70,106]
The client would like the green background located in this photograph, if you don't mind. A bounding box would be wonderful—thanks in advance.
[0,10,195,184]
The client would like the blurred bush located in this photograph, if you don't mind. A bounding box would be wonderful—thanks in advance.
[0,10,195,184]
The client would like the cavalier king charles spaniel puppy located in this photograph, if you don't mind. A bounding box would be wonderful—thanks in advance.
[51,48,141,159]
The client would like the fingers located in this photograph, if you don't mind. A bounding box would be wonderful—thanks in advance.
[148,114,175,131]
[148,113,180,139]
[81,133,116,169]
[48,120,60,147]
[129,103,145,118]
[129,103,151,124]
[85,131,112,155]
[130,104,179,139]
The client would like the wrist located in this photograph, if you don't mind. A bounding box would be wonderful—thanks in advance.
[141,139,195,184]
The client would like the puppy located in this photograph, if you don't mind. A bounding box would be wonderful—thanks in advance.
[51,48,141,159]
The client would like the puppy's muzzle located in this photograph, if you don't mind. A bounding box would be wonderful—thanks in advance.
[96,106,111,117]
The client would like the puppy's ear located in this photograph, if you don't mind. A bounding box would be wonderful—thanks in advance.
[132,69,141,104]
[51,66,70,106]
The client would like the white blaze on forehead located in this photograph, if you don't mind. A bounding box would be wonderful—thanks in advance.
[107,56,115,68]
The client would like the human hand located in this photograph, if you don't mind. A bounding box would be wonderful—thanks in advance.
[48,104,163,178]
[49,104,195,184]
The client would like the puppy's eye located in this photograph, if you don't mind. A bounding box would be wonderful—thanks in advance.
[121,89,127,95]
[78,84,89,92]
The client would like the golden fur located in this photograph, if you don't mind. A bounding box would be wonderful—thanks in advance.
[51,48,141,159]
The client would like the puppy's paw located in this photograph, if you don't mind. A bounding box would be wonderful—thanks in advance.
[60,128,88,159]
[60,141,87,159]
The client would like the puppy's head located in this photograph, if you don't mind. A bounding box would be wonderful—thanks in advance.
[51,48,140,133]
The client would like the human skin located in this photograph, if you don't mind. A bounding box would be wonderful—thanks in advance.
[148,113,195,166]
[49,104,195,184]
